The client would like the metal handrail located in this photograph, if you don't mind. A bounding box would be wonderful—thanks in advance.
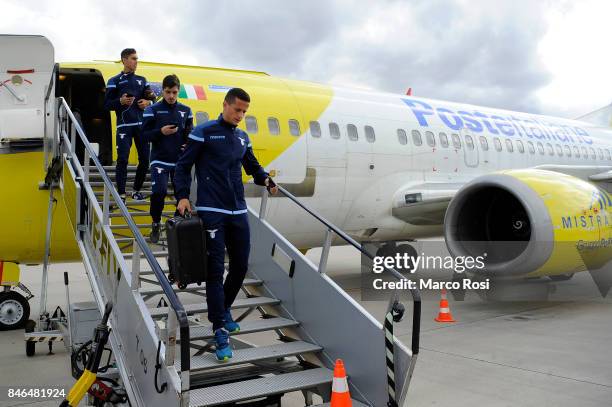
[266,185,421,356]
[56,97,191,374]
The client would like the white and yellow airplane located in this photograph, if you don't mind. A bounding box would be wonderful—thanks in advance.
[1,35,611,328]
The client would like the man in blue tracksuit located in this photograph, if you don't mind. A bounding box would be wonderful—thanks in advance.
[141,74,193,243]
[174,88,278,361]
[104,48,157,202]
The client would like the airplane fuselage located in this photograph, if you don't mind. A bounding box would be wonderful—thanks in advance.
[2,60,612,264]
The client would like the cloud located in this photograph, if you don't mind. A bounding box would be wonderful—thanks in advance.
[179,0,555,114]
[2,0,609,117]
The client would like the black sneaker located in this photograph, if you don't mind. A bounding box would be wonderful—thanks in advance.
[131,191,145,201]
[150,223,161,243]
[119,194,126,204]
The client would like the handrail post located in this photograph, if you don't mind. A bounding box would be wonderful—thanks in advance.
[131,242,141,290]
[102,184,110,226]
[70,123,76,156]
[319,228,333,274]
[83,149,90,185]
[259,187,268,219]
[165,309,178,367]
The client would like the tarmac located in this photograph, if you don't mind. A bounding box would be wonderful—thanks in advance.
[0,245,611,406]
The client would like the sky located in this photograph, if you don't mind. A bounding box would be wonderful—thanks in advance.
[3,0,612,119]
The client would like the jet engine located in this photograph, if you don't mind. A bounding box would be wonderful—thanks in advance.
[444,169,611,277]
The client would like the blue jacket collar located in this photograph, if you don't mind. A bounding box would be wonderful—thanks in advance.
[217,113,237,129]
[161,99,177,109]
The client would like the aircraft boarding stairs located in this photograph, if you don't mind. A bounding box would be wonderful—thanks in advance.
[49,98,421,406]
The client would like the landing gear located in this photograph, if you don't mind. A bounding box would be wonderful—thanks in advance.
[25,319,36,357]
[375,242,418,273]
[549,273,574,282]
[0,290,30,330]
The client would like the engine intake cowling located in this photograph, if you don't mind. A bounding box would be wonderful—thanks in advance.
[444,169,610,277]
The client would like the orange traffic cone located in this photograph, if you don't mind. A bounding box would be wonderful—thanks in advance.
[434,289,456,322]
[330,359,352,406]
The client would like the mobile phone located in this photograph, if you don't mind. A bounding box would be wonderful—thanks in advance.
[169,122,179,128]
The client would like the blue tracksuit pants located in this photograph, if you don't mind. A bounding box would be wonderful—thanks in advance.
[115,125,150,195]
[198,211,250,331]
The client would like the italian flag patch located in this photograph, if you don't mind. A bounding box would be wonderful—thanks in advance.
[179,84,207,100]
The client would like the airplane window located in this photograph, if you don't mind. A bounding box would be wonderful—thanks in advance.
[581,146,588,159]
[606,149,611,160]
[494,137,502,151]
[268,117,280,135]
[451,133,461,149]
[246,115,258,134]
[412,130,423,146]
[426,131,436,147]
[195,111,209,124]
[505,139,514,152]
[289,119,301,137]
[329,122,341,139]
[479,136,488,151]
[555,144,563,156]
[347,124,358,141]
[590,147,596,159]
[573,146,580,158]
[598,148,604,160]
[439,132,449,148]
[517,140,525,153]
[309,121,322,138]
[537,142,544,154]
[527,141,535,154]
[397,129,408,145]
[546,143,554,156]
[564,145,571,157]
[465,134,474,150]
[365,125,376,143]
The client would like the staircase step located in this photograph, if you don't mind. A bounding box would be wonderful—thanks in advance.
[139,278,262,293]
[89,172,151,178]
[183,340,322,372]
[150,296,280,318]
[116,200,175,207]
[94,190,172,197]
[188,368,332,407]
[182,317,299,341]
[124,250,167,259]
[99,165,139,171]
[110,223,154,230]
[90,181,161,188]
[109,211,175,218]
[115,236,157,244]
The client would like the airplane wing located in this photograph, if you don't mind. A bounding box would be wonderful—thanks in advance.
[533,164,612,182]
[391,183,460,225]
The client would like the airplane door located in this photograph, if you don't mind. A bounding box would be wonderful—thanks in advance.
[461,130,479,168]
[0,35,55,168]
[337,116,376,230]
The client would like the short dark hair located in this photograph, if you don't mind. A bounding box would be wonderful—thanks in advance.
[121,48,137,60]
[225,88,250,104]
[162,74,180,89]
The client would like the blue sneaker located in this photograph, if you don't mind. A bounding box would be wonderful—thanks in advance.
[224,310,240,333]
[131,191,146,202]
[214,328,232,361]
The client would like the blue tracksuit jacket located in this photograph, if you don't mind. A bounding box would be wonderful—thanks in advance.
[174,114,269,214]
[141,99,193,167]
[103,71,154,127]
